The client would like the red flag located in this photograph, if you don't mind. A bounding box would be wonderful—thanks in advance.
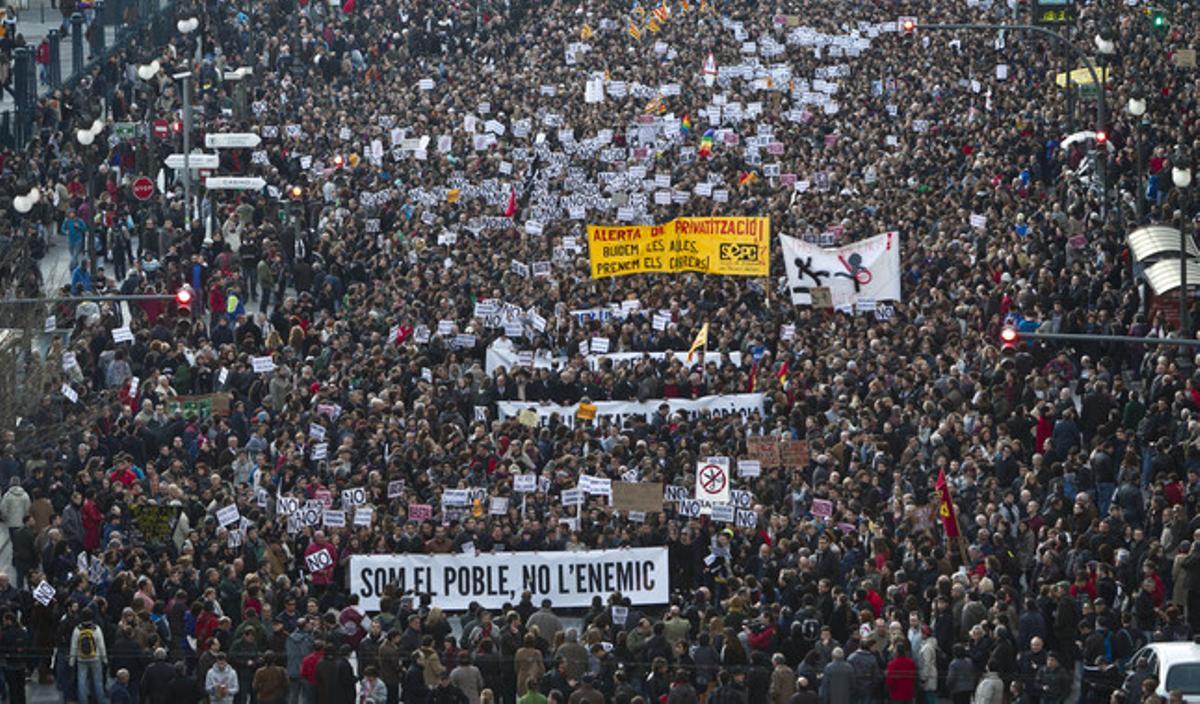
[776,361,789,390]
[747,358,760,392]
[341,0,355,12]
[503,186,517,217]
[935,469,961,538]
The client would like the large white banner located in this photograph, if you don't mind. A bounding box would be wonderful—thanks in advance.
[485,340,740,375]
[350,548,670,611]
[780,232,901,309]
[497,393,766,428]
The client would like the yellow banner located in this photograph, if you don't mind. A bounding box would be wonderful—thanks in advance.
[587,217,770,278]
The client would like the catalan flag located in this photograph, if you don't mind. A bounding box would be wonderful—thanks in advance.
[680,114,692,137]
[644,96,665,114]
[687,323,708,363]
[653,5,669,22]
[580,23,593,40]
[628,22,642,40]
[698,128,715,158]
[647,18,660,32]
[632,2,645,17]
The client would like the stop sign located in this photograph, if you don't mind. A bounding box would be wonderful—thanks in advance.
[131,176,156,201]
[152,119,169,139]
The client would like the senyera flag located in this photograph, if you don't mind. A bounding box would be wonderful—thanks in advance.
[935,469,960,538]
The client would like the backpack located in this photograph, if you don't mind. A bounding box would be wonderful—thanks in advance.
[77,626,97,659]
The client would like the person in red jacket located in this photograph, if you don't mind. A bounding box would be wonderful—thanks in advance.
[299,639,325,704]
[885,642,918,704]
[81,493,103,552]
[304,531,338,589]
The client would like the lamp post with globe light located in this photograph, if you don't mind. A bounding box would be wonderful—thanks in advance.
[1173,148,1193,337]
[75,118,107,276]
[1127,88,1148,224]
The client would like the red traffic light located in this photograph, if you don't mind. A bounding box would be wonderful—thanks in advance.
[899,17,917,33]
[1000,326,1019,349]
[332,155,345,168]
[171,120,183,133]
[176,288,193,306]
[1094,130,1108,146]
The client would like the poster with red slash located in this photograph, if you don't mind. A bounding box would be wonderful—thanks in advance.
[695,457,731,505]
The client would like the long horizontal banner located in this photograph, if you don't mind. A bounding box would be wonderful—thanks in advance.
[498,393,765,428]
[484,343,740,375]
[350,548,669,610]
[588,217,770,278]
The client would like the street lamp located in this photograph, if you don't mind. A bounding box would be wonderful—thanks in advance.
[1093,30,1117,57]
[76,118,107,275]
[1173,147,1192,337]
[1127,88,1148,224]
[177,16,200,61]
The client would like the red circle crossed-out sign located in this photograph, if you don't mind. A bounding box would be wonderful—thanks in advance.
[699,464,727,495]
[131,176,156,201]
[152,119,169,139]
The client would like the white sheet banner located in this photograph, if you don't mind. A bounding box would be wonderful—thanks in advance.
[780,231,901,309]
[497,394,765,428]
[350,548,669,610]
[485,344,740,376]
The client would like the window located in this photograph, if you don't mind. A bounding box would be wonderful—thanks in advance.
[1166,663,1200,694]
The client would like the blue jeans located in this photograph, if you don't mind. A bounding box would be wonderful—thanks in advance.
[76,659,105,704]
[1096,482,1116,515]
[54,649,76,702]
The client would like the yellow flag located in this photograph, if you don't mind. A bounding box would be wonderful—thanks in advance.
[446,189,461,203]
[580,24,593,40]
[687,323,709,363]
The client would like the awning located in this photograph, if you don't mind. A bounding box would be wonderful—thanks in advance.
[1143,259,1200,295]
[1127,225,1200,262]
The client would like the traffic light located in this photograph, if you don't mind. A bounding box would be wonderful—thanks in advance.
[1000,326,1019,351]
[290,185,304,200]
[899,16,917,33]
[1094,130,1108,147]
[176,286,194,315]
[1148,7,1168,35]
[332,154,345,169]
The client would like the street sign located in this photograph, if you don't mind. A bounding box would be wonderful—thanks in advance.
[114,122,137,139]
[131,176,155,201]
[205,132,261,148]
[204,176,266,190]
[152,119,169,139]
[164,153,219,170]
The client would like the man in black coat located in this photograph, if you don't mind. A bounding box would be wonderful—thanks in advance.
[140,648,176,704]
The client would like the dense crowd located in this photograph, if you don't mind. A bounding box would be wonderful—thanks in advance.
[0,0,1197,703]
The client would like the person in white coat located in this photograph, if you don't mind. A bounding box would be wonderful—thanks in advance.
[0,478,29,581]
[918,633,938,704]
[206,653,239,704]
[972,669,1004,704]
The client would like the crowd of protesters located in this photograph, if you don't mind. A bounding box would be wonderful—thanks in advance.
[0,0,1197,703]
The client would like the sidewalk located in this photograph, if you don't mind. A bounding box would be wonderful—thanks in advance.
[1,0,122,111]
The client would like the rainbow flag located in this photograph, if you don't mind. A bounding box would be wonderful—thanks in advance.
[680,114,692,137]
[698,128,715,158]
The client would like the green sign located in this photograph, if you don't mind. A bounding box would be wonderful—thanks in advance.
[165,392,232,419]
[130,504,180,546]
[114,122,138,140]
